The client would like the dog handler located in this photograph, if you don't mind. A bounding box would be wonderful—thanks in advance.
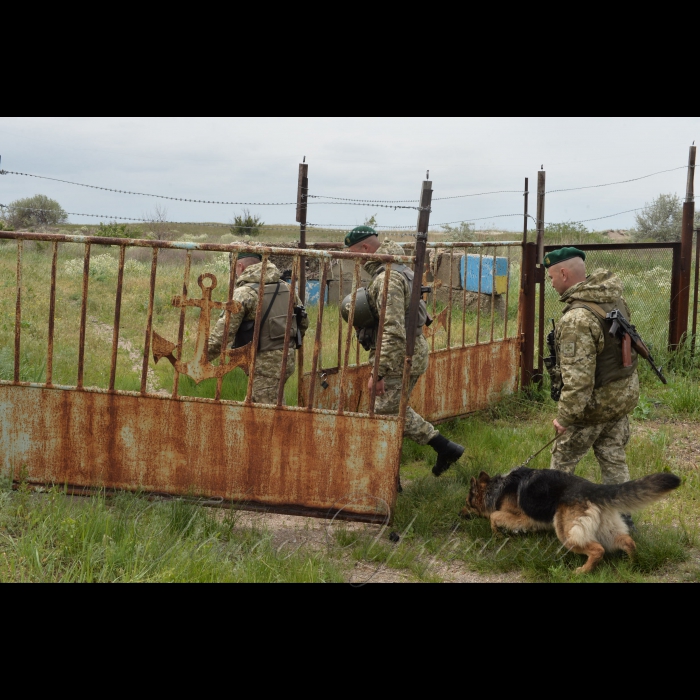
[208,252,309,405]
[545,248,640,497]
[344,227,465,481]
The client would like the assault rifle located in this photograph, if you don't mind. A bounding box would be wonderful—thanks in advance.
[606,310,667,385]
[294,305,307,349]
[544,320,562,402]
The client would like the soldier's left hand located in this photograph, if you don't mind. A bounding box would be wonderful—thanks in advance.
[553,420,568,436]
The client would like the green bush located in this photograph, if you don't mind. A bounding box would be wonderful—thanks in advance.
[231,210,264,238]
[95,222,143,239]
[3,194,68,230]
[442,222,475,242]
[633,193,700,242]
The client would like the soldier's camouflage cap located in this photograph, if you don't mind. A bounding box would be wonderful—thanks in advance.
[544,247,586,269]
[345,226,378,248]
[237,252,263,262]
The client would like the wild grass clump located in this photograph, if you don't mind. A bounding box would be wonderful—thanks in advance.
[0,488,344,583]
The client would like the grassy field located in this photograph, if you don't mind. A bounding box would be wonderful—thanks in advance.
[0,226,698,583]
[1,380,698,583]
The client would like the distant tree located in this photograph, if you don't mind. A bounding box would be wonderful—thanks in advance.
[441,221,475,242]
[4,194,67,230]
[633,194,683,242]
[144,204,172,241]
[632,193,700,242]
[231,210,264,238]
[364,215,379,229]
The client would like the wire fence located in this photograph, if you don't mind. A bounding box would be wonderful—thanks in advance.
[540,246,678,364]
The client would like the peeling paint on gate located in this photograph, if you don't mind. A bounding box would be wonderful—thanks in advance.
[0,385,402,524]
[304,338,520,423]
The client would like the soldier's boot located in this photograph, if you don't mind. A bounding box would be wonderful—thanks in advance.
[429,435,465,477]
[622,514,637,533]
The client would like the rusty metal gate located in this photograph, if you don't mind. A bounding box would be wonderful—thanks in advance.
[0,230,435,524]
[304,241,523,423]
[0,196,524,522]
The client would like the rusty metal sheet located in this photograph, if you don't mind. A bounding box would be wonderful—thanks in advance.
[412,338,521,423]
[305,338,520,424]
[0,385,402,524]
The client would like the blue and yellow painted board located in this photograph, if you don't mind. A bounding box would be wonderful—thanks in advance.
[460,255,509,296]
[305,280,329,306]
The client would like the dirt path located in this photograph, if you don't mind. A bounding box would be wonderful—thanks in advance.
[234,511,523,584]
[89,317,169,396]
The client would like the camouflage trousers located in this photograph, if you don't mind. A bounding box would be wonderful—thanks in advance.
[551,416,631,485]
[250,348,296,405]
[375,374,439,446]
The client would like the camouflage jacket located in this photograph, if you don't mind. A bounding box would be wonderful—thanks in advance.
[364,240,429,378]
[555,270,640,427]
[207,261,308,361]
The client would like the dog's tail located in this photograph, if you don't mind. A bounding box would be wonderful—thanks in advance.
[608,473,681,512]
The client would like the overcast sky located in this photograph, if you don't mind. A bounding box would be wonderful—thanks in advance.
[1,117,698,232]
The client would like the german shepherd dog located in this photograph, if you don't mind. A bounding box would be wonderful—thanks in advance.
[461,468,681,574]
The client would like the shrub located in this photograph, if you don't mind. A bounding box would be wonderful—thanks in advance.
[3,195,67,230]
[442,222,475,242]
[633,194,683,242]
[231,210,264,238]
[95,222,143,239]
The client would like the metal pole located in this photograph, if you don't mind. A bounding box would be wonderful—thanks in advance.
[399,179,432,423]
[536,170,547,382]
[296,161,309,406]
[537,170,546,265]
[692,228,700,357]
[675,145,696,349]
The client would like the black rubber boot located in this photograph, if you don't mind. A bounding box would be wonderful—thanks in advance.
[622,514,637,533]
[429,435,466,477]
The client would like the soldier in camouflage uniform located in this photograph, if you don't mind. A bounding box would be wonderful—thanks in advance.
[345,227,465,480]
[208,253,308,405]
[545,248,640,489]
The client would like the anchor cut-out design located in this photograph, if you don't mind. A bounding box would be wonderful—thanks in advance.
[152,273,254,384]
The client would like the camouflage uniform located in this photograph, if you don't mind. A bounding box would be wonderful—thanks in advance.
[551,270,640,485]
[364,241,438,446]
[207,262,308,405]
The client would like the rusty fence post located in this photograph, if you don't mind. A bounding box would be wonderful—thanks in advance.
[296,161,309,407]
[673,145,696,349]
[520,242,538,390]
[399,178,432,425]
[692,228,700,358]
[537,170,546,265]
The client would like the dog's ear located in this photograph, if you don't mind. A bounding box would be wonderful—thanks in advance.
[479,471,491,484]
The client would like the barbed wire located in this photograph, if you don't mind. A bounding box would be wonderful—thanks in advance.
[433,189,526,201]
[309,195,419,204]
[307,199,422,211]
[0,204,302,232]
[546,166,689,195]
[0,170,297,206]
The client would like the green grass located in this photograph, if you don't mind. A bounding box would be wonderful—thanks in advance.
[0,485,344,583]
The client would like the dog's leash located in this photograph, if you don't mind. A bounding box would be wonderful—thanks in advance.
[516,435,561,469]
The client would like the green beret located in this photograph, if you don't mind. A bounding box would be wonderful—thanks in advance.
[345,226,378,248]
[237,252,263,263]
[543,247,587,269]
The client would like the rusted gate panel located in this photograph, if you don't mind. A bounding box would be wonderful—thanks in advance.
[0,384,402,524]
[303,337,520,424]
[411,338,520,422]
